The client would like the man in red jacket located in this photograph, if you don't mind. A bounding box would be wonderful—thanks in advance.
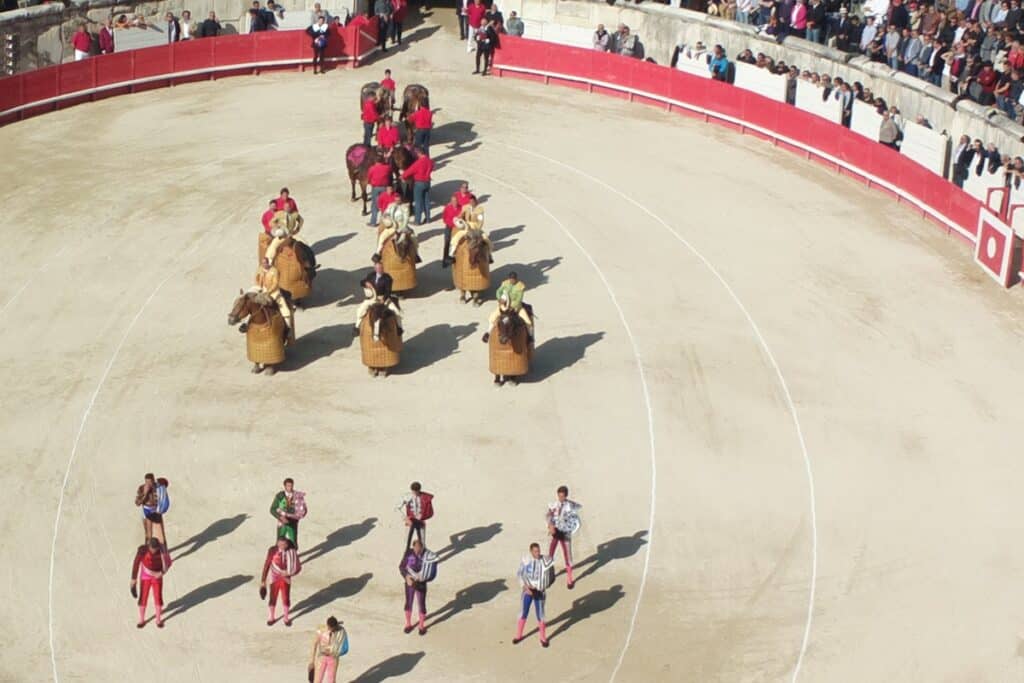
[362,92,381,147]
[400,148,434,225]
[409,103,432,154]
[381,68,396,94]
[367,157,393,226]
[71,24,92,61]
[99,18,115,54]
[441,194,461,267]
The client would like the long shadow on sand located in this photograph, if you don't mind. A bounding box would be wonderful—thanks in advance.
[170,514,249,561]
[351,652,426,682]
[569,531,649,584]
[435,523,503,563]
[289,572,373,620]
[492,257,561,290]
[162,574,253,621]
[528,332,605,382]
[310,232,356,255]
[391,322,478,374]
[521,585,626,642]
[426,579,507,629]
[284,324,354,371]
[300,517,378,565]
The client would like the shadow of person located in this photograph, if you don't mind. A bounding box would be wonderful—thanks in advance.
[430,120,479,149]
[350,651,426,683]
[162,574,253,621]
[390,322,478,374]
[310,232,356,255]
[488,225,525,243]
[545,584,626,641]
[435,523,503,563]
[307,267,361,308]
[427,579,507,629]
[300,517,378,565]
[491,257,562,290]
[288,572,373,620]
[169,514,249,561]
[528,332,605,382]
[571,530,649,584]
[284,323,354,372]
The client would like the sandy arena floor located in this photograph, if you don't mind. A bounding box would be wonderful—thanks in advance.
[2,8,1024,683]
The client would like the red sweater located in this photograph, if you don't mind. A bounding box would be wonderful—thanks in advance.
[273,197,298,212]
[362,98,379,124]
[410,107,433,129]
[454,191,475,207]
[381,77,396,92]
[467,3,486,27]
[378,191,399,212]
[442,203,460,228]
[368,162,392,187]
[377,125,400,149]
[401,156,434,182]
[72,31,92,52]
[261,209,275,233]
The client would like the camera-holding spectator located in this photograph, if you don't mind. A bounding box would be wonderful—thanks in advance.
[736,48,756,64]
[506,11,524,37]
[197,12,222,38]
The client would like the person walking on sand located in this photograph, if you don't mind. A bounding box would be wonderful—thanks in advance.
[261,537,301,626]
[308,615,349,683]
[514,542,554,647]
[131,537,172,628]
[135,473,171,545]
[399,539,438,635]
[546,485,582,589]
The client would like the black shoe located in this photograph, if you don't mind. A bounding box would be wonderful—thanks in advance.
[352,325,359,335]
[473,70,480,74]
[415,255,423,263]
[481,332,490,343]
[441,257,450,269]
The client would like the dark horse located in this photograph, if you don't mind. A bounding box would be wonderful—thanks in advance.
[389,144,416,202]
[293,240,318,283]
[360,81,394,117]
[391,228,417,263]
[493,303,535,386]
[465,230,490,269]
[399,84,430,145]
[346,143,380,215]
[367,297,401,344]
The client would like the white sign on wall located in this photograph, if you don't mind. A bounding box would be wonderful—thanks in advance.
[899,122,949,176]
[794,81,843,123]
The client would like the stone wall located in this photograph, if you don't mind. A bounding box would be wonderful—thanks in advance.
[502,0,1024,169]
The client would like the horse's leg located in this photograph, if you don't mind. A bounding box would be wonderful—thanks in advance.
[351,174,357,201]
[361,181,369,215]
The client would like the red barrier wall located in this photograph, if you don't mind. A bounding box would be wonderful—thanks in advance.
[494,37,982,245]
[0,20,379,126]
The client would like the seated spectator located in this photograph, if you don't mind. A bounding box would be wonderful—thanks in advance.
[706,0,722,16]
[181,10,193,40]
[709,44,730,80]
[198,12,222,38]
[131,14,147,28]
[506,11,524,37]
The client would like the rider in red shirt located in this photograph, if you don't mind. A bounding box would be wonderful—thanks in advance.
[261,200,277,234]
[454,182,476,207]
[378,185,400,214]
[273,188,298,213]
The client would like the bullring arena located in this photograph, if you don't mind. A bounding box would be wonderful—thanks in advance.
[3,4,1024,683]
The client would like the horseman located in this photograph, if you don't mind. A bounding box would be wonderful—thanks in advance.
[373,202,421,263]
[252,257,295,344]
[482,271,533,342]
[450,200,492,258]
[265,206,304,261]
[354,257,404,335]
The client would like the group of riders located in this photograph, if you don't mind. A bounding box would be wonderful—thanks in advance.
[236,74,536,373]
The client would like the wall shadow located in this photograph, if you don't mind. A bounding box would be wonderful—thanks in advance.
[289,572,373,620]
[170,514,249,561]
[427,579,507,629]
[350,651,426,682]
[162,574,253,621]
[300,517,378,565]
[391,322,478,374]
[528,332,605,382]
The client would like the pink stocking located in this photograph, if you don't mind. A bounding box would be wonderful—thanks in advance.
[154,602,164,624]
[137,605,146,624]
[538,621,548,643]
[268,604,276,622]
[404,610,412,628]
[515,617,526,640]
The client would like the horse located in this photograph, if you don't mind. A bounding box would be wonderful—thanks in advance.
[361,81,394,118]
[489,303,535,386]
[399,84,430,144]
[227,290,288,375]
[389,144,416,202]
[453,228,491,305]
[360,296,403,377]
[346,143,380,215]
[272,236,315,306]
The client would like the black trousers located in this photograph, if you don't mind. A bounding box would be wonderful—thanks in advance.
[405,520,425,549]
[476,47,492,73]
[458,14,468,39]
[377,17,389,48]
[443,227,452,260]
[312,46,325,70]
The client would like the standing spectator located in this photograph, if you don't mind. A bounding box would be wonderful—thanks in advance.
[834,8,854,51]
[367,156,393,227]
[249,7,270,32]
[889,0,910,30]
[617,25,639,58]
[71,24,92,61]
[791,0,809,36]
[838,81,854,126]
[474,19,498,75]
[409,102,432,153]
[879,110,901,149]
[198,12,222,38]
[926,38,947,86]
[900,29,922,73]
[99,18,115,54]
[952,136,974,187]
[391,0,407,47]
[307,15,330,75]
[374,0,392,53]
[884,24,901,69]
[920,3,942,35]
[265,0,284,26]
[165,13,181,43]
[860,15,879,53]
[456,0,470,40]
[736,0,755,24]
[593,23,610,51]
[402,150,434,225]
[807,0,826,42]
[506,11,525,37]
[309,2,332,25]
[180,10,193,40]
[467,0,487,52]
[709,44,730,80]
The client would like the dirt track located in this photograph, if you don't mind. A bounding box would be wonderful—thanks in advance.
[2,8,1024,683]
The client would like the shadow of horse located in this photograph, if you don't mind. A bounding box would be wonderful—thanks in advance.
[307,267,360,308]
[310,232,356,255]
[426,579,507,629]
[162,574,252,621]
[570,531,649,584]
[300,517,378,565]
[350,652,426,682]
[528,332,605,382]
[169,514,249,561]
[403,259,452,298]
[391,322,478,374]
[285,324,355,371]
[435,523,503,563]
[492,257,562,290]
[288,572,373,620]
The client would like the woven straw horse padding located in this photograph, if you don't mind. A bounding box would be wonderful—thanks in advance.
[360,314,402,368]
[246,312,286,365]
[453,241,490,292]
[258,232,272,265]
[274,244,311,300]
[381,239,417,292]
[488,323,531,376]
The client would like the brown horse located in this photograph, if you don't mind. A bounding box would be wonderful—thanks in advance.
[346,143,380,215]
[490,305,534,386]
[465,230,490,269]
[367,298,400,343]
[399,84,430,144]
[390,228,418,263]
[227,290,287,375]
[390,144,416,202]
[497,303,535,345]
[361,81,394,117]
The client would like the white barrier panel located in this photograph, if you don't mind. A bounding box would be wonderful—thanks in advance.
[733,61,786,102]
[963,166,1005,203]
[672,47,711,79]
[851,99,883,141]
[794,81,843,123]
[520,19,593,48]
[899,121,949,176]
